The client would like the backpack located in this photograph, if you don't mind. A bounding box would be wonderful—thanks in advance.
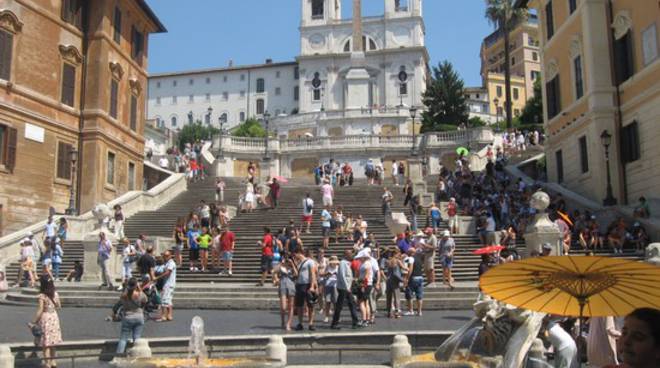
[304,198,313,213]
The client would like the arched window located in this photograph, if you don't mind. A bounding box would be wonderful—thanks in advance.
[171,116,177,127]
[220,113,228,123]
[239,112,246,122]
[312,0,324,19]
[256,98,265,114]
[343,36,378,52]
[256,78,265,93]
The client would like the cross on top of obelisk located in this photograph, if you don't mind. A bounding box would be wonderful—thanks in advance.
[352,0,363,53]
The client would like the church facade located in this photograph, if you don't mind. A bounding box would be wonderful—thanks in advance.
[147,0,428,139]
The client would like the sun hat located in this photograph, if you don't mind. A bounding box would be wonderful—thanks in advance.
[443,230,451,237]
[542,243,553,251]
[356,248,371,259]
[21,237,31,245]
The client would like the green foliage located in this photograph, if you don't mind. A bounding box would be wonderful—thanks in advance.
[519,78,544,126]
[177,121,219,150]
[421,60,469,132]
[484,0,527,29]
[468,116,488,127]
[231,118,266,138]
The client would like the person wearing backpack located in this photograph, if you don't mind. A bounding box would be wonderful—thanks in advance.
[119,238,137,291]
[257,227,274,287]
[50,239,63,281]
[301,193,314,234]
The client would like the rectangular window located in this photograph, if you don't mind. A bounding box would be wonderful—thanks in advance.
[555,150,564,183]
[275,87,281,96]
[240,90,245,98]
[61,63,76,107]
[172,96,177,104]
[496,85,503,97]
[206,77,211,84]
[173,80,177,87]
[621,121,641,163]
[189,78,194,85]
[294,86,299,101]
[189,95,194,103]
[511,57,516,66]
[130,95,137,131]
[545,1,555,40]
[642,23,658,65]
[574,55,584,99]
[256,78,265,93]
[532,52,538,61]
[276,71,281,78]
[0,30,13,81]
[222,92,229,101]
[110,79,118,119]
[156,96,161,105]
[239,112,246,122]
[106,151,115,185]
[0,125,16,172]
[513,88,519,100]
[56,141,73,180]
[128,162,135,190]
[156,81,161,88]
[312,0,324,18]
[614,31,635,85]
[131,26,144,63]
[205,93,211,102]
[545,75,561,119]
[256,99,265,114]
[113,7,122,44]
[579,136,589,173]
[531,70,540,80]
[313,89,321,101]
[294,67,299,80]
[223,76,228,82]
[240,74,245,81]
[61,0,82,29]
[568,0,577,14]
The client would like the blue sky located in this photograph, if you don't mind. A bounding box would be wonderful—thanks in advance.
[146,1,494,87]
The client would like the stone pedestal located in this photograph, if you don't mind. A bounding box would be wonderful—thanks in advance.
[390,335,412,368]
[128,339,152,359]
[385,212,410,236]
[346,52,371,110]
[645,243,660,266]
[0,345,13,368]
[214,157,228,177]
[524,191,562,256]
[457,216,477,235]
[266,335,287,365]
[260,158,276,183]
[408,157,432,206]
[82,232,119,283]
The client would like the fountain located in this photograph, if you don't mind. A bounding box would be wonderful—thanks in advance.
[396,296,553,368]
[114,316,285,368]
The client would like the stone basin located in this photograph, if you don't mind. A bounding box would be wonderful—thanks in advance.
[116,357,284,368]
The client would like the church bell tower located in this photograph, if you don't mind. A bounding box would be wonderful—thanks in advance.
[302,0,341,26]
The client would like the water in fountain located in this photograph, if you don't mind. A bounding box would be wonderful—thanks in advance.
[188,316,208,365]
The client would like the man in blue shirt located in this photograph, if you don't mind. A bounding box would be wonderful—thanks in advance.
[321,206,332,249]
[397,233,411,254]
[187,224,201,272]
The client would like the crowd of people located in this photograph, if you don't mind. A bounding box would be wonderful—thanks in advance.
[153,141,208,183]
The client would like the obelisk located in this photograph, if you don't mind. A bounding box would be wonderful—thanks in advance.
[345,0,370,110]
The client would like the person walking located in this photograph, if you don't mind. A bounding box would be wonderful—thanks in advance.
[356,249,373,326]
[57,218,68,242]
[269,178,281,209]
[302,193,314,234]
[120,238,137,290]
[115,277,147,355]
[331,249,360,329]
[293,248,318,331]
[215,177,225,203]
[382,187,393,219]
[220,225,235,276]
[16,239,36,288]
[155,251,176,322]
[447,198,459,234]
[113,205,125,241]
[398,161,406,185]
[428,203,442,232]
[28,277,62,368]
[258,227,274,286]
[391,160,399,186]
[196,226,212,272]
[385,248,406,319]
[321,179,334,207]
[438,230,456,290]
[322,256,339,324]
[50,239,63,281]
[403,248,425,316]
[321,205,332,249]
[273,258,296,331]
[186,224,201,272]
[423,228,437,286]
[137,246,156,281]
[173,219,185,266]
[97,232,114,290]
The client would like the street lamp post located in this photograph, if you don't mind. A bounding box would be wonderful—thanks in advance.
[218,115,226,158]
[493,98,500,132]
[65,149,78,215]
[409,106,418,156]
[601,130,617,206]
[207,106,213,125]
[263,111,271,160]
[188,111,193,125]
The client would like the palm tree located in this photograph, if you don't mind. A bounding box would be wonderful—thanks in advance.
[485,0,527,129]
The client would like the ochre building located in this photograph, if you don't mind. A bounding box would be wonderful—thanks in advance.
[0,0,165,235]
[519,0,660,206]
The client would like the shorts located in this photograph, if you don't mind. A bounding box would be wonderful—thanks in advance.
[199,247,209,254]
[261,255,273,273]
[324,287,338,304]
[302,215,313,224]
[222,251,233,261]
[321,226,331,237]
[448,216,458,229]
[189,248,200,261]
[294,283,313,308]
[323,196,333,207]
[279,278,296,297]
[175,243,184,252]
[424,252,436,270]
[122,263,133,279]
[357,285,373,302]
[161,285,174,306]
[440,256,453,269]
[405,277,424,300]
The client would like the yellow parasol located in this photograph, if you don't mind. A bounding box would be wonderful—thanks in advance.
[479,256,660,318]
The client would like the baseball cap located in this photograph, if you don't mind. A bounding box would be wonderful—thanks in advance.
[542,243,552,251]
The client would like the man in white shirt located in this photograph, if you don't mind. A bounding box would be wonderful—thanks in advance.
[301,193,314,234]
[391,160,399,186]
[159,156,169,170]
[44,216,57,242]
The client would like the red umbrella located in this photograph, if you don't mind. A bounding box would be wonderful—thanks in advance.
[273,176,289,184]
[472,245,505,255]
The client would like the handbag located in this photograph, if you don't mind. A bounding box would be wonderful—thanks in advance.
[31,324,43,338]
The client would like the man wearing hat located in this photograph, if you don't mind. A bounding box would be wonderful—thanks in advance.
[422,228,437,287]
[438,230,455,290]
[541,243,553,257]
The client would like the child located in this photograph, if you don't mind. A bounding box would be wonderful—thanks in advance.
[66,260,84,282]
[187,224,201,272]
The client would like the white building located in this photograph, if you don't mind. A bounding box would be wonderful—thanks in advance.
[465,86,496,124]
[147,0,428,138]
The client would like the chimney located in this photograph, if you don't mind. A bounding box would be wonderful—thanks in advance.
[228,59,234,67]
[265,58,273,64]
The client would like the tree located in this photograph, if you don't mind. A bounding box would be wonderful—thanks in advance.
[485,0,527,129]
[421,60,469,132]
[231,118,266,138]
[519,78,543,125]
[177,121,219,150]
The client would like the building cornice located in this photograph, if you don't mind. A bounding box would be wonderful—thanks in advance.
[297,46,429,62]
[149,61,298,79]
